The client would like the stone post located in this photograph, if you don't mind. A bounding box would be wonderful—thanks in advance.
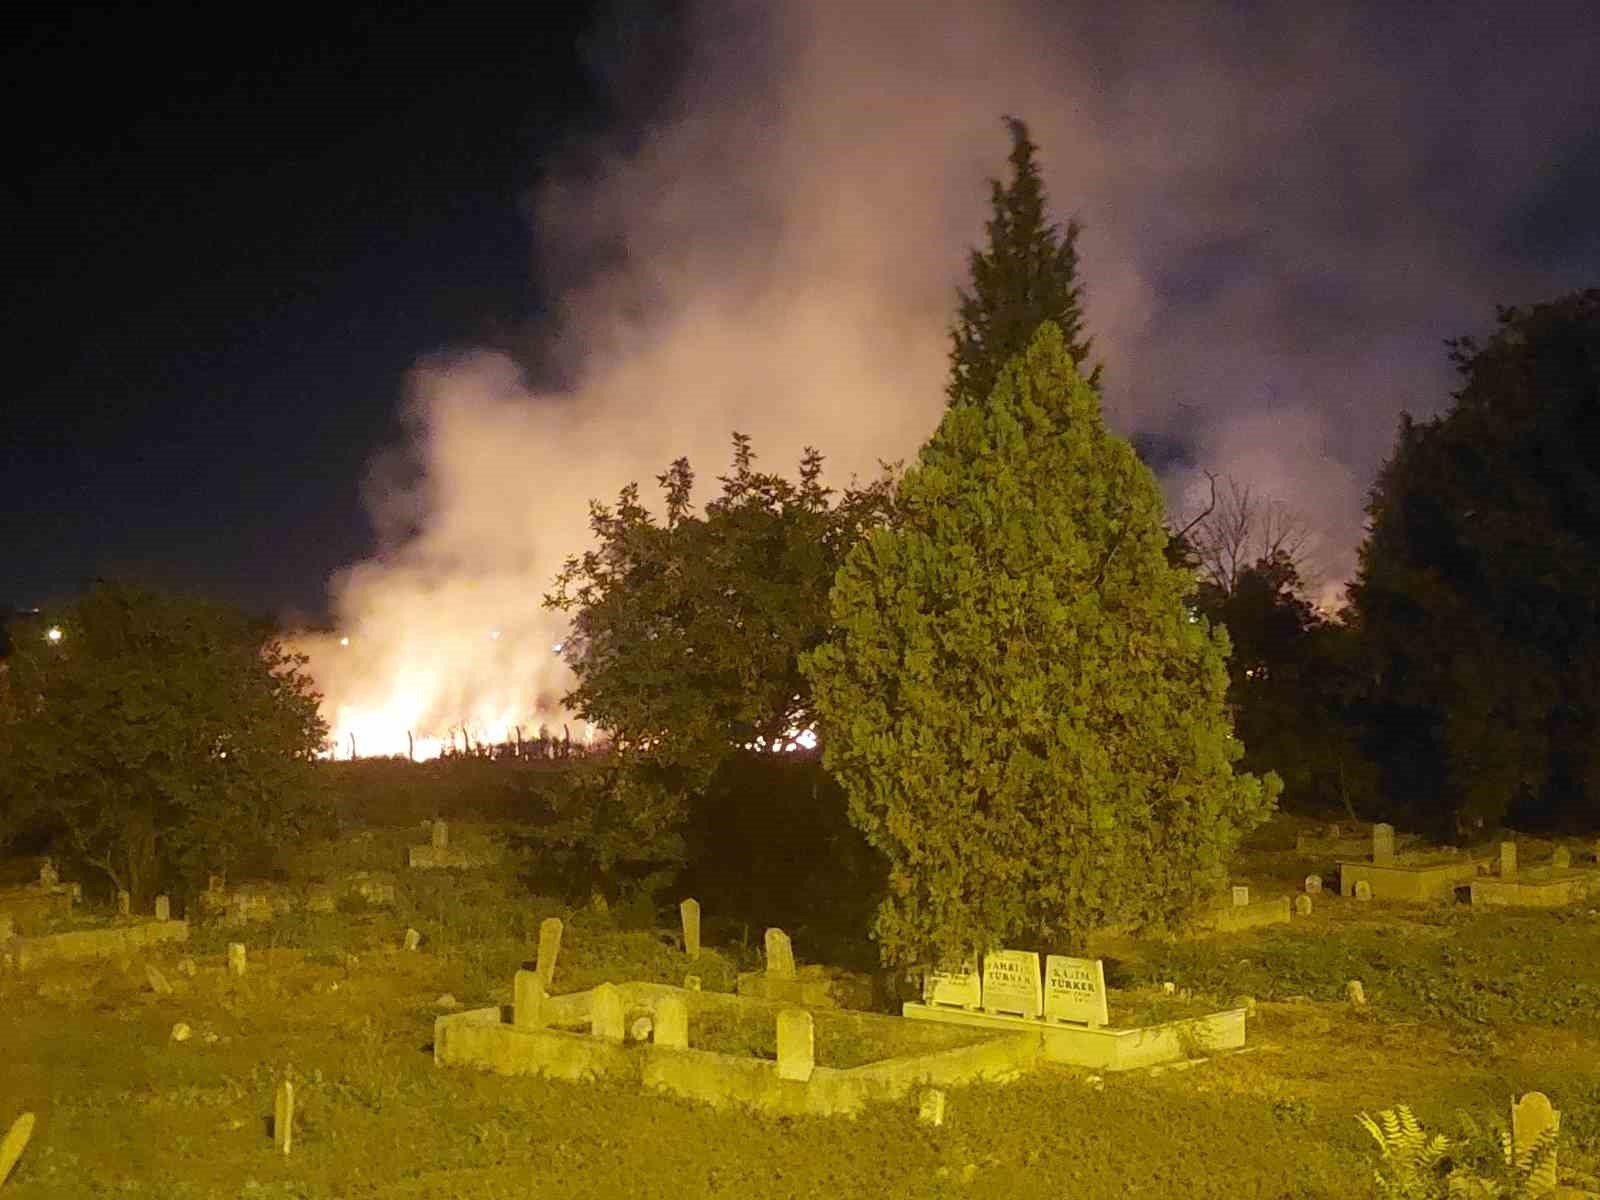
[537,917,563,991]
[1500,841,1518,878]
[403,928,421,952]
[227,943,247,976]
[431,820,448,850]
[654,994,689,1050]
[1231,886,1249,907]
[0,1112,37,1188]
[764,927,796,979]
[1552,846,1571,870]
[513,969,546,1030]
[776,1008,814,1082]
[273,1079,294,1155]
[117,890,131,917]
[1372,823,1395,865]
[154,895,170,922]
[679,898,701,960]
[591,983,624,1042]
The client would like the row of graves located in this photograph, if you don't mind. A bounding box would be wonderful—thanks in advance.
[1,858,188,971]
[1331,823,1600,907]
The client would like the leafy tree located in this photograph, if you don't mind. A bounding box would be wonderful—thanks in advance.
[948,117,1099,408]
[544,435,895,872]
[803,324,1278,967]
[0,584,330,903]
[1350,290,1600,836]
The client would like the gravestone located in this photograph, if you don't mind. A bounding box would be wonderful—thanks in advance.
[431,820,448,850]
[1346,979,1366,1007]
[1327,823,1342,839]
[1231,886,1250,907]
[117,890,131,917]
[924,963,981,1009]
[629,1016,654,1043]
[1353,880,1373,902]
[273,1079,294,1155]
[1043,956,1108,1027]
[1372,823,1396,865]
[39,860,58,888]
[227,943,247,976]
[145,963,173,995]
[683,975,702,992]
[537,917,563,991]
[177,958,197,978]
[776,1008,815,1082]
[1511,1091,1560,1162]
[655,994,689,1050]
[1552,846,1571,870]
[154,895,170,922]
[918,1088,946,1127]
[0,1112,35,1187]
[1294,894,1313,916]
[513,969,545,1030]
[764,928,796,979]
[403,928,421,952]
[1500,842,1518,878]
[679,899,701,960]
[982,950,1042,1019]
[1304,874,1323,895]
[591,983,624,1042]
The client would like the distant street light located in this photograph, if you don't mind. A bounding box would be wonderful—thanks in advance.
[339,637,350,647]
[45,626,63,644]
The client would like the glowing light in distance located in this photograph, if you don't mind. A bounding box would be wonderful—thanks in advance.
[339,637,350,647]
[45,626,63,644]
[490,630,501,641]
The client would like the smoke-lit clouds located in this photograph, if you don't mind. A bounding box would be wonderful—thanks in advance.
[300,0,1600,752]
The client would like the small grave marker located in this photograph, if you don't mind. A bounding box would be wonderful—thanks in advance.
[431,820,448,850]
[1043,955,1108,1027]
[154,895,170,922]
[227,943,247,976]
[924,963,981,1009]
[917,1088,946,1127]
[655,994,689,1050]
[537,917,563,991]
[145,963,173,995]
[0,1112,36,1187]
[1346,979,1366,1007]
[776,1008,814,1081]
[1294,894,1313,916]
[1231,885,1250,907]
[1511,1091,1560,1164]
[764,928,796,979]
[403,928,421,952]
[982,950,1042,1019]
[1552,846,1571,870]
[273,1078,294,1155]
[683,975,702,991]
[629,1016,654,1042]
[591,983,624,1042]
[1304,874,1323,895]
[117,889,131,917]
[1500,841,1518,878]
[679,898,701,960]
[1353,880,1373,902]
[513,969,545,1030]
[38,860,58,888]
[1372,823,1396,865]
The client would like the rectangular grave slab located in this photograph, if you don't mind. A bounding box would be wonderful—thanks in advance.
[1338,858,1486,903]
[982,950,1041,1018]
[1470,874,1600,908]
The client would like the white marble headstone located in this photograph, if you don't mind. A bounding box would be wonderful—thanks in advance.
[982,950,1042,1018]
[1043,955,1108,1027]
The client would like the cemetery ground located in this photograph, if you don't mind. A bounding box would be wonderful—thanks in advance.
[2,817,1599,1198]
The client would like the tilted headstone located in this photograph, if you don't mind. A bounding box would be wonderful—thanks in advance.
[1294,894,1313,916]
[591,983,624,1042]
[227,943,247,976]
[403,928,421,952]
[917,1088,946,1128]
[655,994,689,1050]
[1304,874,1323,895]
[982,950,1042,1019]
[1044,955,1108,1027]
[117,889,131,917]
[513,969,546,1030]
[1552,846,1571,870]
[764,928,796,980]
[273,1079,294,1155]
[924,963,981,1010]
[1353,880,1373,902]
[0,1112,36,1187]
[1231,885,1250,907]
[1500,841,1518,878]
[776,1008,814,1082]
[679,898,701,960]
[431,820,448,850]
[1372,823,1396,865]
[145,963,173,995]
[1511,1091,1560,1162]
[537,917,563,991]
[154,895,170,922]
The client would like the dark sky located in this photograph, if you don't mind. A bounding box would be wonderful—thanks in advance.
[4,4,675,619]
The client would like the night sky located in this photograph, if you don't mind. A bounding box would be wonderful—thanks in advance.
[6,1,1600,639]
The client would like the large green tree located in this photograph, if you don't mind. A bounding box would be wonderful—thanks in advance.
[1350,290,1600,836]
[948,117,1099,408]
[803,324,1277,967]
[0,584,330,903]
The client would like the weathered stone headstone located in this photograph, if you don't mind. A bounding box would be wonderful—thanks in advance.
[38,860,58,888]
[1511,1091,1560,1161]
[655,994,689,1050]
[403,928,421,952]
[273,1079,294,1155]
[1304,874,1323,895]
[924,963,981,1010]
[982,950,1042,1019]
[513,969,545,1030]
[591,983,624,1042]
[1294,894,1313,916]
[145,963,173,995]
[431,820,448,850]
[154,895,170,922]
[1231,885,1250,907]
[67,881,82,905]
[117,889,131,917]
[764,928,796,980]
[1327,823,1342,839]
[679,898,701,960]
[683,975,702,992]
[776,1008,815,1082]
[917,1088,946,1127]
[1500,841,1518,878]
[537,917,563,991]
[1044,956,1108,1027]
[227,943,247,976]
[589,891,609,915]
[1346,979,1366,1007]
[1552,846,1571,870]
[0,1111,36,1187]
[1372,823,1396,865]
[1353,880,1373,902]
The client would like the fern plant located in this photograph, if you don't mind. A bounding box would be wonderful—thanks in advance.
[1357,1105,1561,1200]
[1359,1106,1453,1199]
